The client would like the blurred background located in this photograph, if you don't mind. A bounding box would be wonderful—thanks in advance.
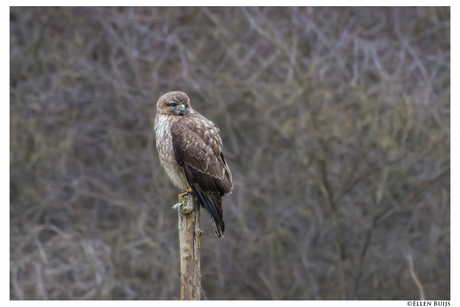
[10,7,450,300]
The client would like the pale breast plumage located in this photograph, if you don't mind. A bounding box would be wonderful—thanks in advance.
[154,114,189,190]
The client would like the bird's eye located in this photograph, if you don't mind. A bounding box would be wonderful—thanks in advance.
[169,101,178,107]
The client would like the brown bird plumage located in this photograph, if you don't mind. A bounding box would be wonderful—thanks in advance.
[154,91,233,238]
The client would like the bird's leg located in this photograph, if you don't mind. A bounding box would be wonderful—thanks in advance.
[172,187,194,209]
[178,187,193,199]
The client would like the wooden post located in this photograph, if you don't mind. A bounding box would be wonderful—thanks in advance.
[177,194,202,300]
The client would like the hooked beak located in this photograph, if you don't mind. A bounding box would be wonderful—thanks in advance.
[176,103,186,115]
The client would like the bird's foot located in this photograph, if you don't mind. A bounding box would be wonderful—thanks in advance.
[177,187,193,199]
[173,187,194,209]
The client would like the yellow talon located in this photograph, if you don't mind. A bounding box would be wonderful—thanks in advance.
[178,191,187,199]
[178,187,193,199]
[174,187,194,210]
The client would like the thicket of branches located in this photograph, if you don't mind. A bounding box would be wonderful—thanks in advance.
[10,7,450,299]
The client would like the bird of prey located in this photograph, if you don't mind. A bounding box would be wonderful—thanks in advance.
[154,91,233,238]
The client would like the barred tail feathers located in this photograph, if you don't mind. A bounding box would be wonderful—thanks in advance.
[190,184,225,238]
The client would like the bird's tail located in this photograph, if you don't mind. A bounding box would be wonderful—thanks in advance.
[190,184,225,238]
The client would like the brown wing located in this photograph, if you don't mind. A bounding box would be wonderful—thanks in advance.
[171,112,232,238]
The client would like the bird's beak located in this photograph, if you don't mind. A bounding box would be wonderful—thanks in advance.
[180,104,186,112]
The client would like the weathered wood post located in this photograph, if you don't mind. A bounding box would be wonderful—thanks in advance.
[177,194,202,300]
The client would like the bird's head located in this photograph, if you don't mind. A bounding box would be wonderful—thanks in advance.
[156,91,191,116]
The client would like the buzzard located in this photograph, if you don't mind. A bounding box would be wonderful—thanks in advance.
[154,91,233,238]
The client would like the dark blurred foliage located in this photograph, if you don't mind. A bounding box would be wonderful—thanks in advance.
[10,7,450,300]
